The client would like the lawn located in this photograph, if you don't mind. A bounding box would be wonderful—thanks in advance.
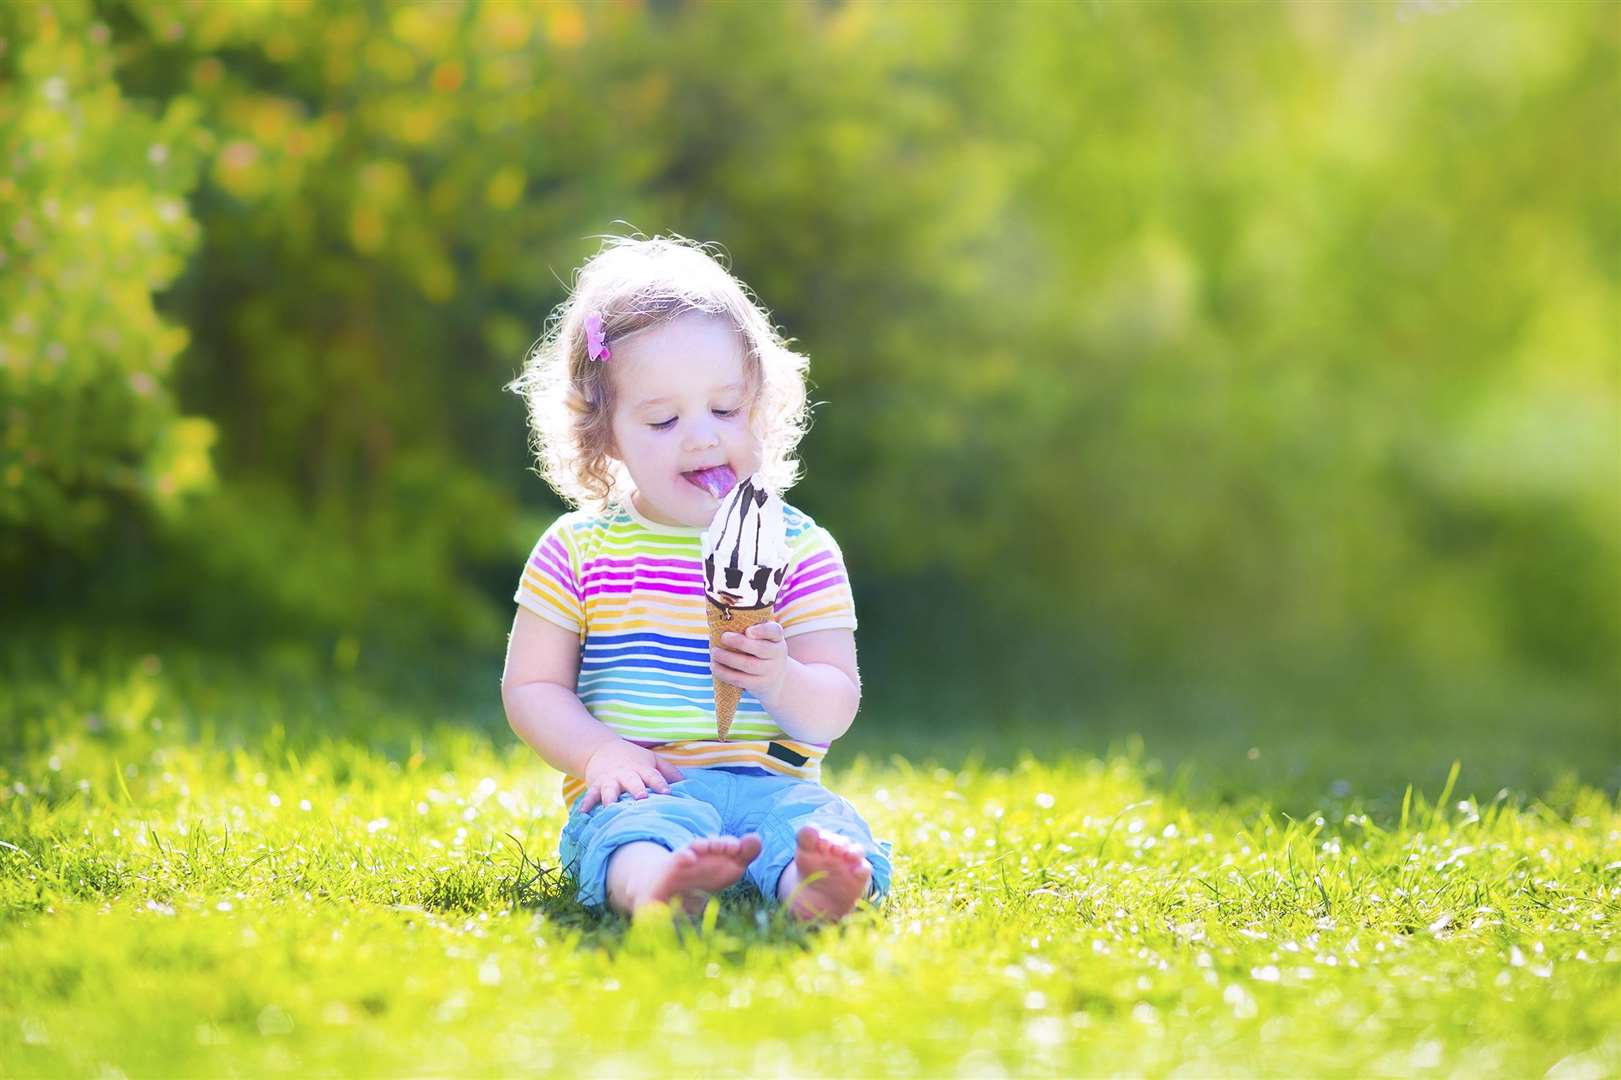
[2,637,1617,1077]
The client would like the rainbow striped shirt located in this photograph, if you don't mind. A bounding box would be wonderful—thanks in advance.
[513,494,859,804]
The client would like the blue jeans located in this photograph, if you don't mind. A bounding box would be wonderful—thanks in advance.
[558,767,893,911]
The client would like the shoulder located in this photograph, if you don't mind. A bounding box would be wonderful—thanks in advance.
[540,505,622,561]
[781,500,846,555]
[781,500,819,539]
[542,507,599,542]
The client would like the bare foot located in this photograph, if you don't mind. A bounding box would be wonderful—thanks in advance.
[778,825,872,923]
[638,834,762,918]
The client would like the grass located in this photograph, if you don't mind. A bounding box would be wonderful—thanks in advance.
[1,635,1618,1077]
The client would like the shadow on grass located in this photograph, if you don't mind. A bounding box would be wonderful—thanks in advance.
[5,620,1617,819]
[847,672,1621,813]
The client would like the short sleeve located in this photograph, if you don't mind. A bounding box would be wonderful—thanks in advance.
[775,523,858,638]
[513,514,586,635]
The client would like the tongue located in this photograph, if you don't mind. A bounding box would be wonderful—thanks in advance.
[687,465,737,498]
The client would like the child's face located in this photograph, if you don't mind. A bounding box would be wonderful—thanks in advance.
[606,312,761,528]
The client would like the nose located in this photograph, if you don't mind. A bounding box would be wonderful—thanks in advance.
[681,417,720,453]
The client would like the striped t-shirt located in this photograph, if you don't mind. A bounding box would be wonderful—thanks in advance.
[513,493,859,804]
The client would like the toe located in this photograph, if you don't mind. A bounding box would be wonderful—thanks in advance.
[811,829,858,859]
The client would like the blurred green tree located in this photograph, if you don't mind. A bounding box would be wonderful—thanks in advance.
[2,0,1614,715]
[0,2,212,560]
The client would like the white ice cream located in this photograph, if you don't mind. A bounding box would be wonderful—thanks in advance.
[700,474,789,609]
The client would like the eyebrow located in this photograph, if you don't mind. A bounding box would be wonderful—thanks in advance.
[634,382,746,410]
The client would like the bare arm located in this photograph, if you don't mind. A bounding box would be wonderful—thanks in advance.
[758,628,862,744]
[500,607,681,806]
[500,607,616,775]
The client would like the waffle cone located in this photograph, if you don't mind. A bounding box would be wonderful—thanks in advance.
[706,597,775,740]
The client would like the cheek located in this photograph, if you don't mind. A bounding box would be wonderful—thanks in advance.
[611,424,656,467]
[726,409,759,443]
[734,423,764,464]
[639,433,681,473]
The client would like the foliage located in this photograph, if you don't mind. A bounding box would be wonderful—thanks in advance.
[0,2,212,557]
[1,1,1616,704]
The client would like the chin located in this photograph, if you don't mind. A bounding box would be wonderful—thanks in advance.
[663,493,712,527]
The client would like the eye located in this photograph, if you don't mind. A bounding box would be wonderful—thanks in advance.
[647,408,739,432]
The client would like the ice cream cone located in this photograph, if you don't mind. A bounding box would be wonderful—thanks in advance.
[707,597,775,740]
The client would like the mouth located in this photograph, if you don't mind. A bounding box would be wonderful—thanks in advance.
[682,464,738,500]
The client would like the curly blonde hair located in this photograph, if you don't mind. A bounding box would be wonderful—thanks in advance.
[507,233,814,513]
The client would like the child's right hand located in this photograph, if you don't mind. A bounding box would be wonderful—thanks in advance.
[578,739,685,813]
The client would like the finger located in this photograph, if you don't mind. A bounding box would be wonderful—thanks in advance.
[599,779,622,807]
[580,789,600,813]
[622,771,649,800]
[736,629,786,656]
[714,665,751,690]
[723,633,769,659]
[717,650,763,675]
[655,758,685,783]
[641,767,670,794]
[747,621,784,642]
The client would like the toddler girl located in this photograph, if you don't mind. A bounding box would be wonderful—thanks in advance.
[501,234,892,922]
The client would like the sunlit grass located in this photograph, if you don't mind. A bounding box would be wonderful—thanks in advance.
[1,646,1617,1077]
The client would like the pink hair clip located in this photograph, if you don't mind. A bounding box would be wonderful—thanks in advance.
[584,313,611,362]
